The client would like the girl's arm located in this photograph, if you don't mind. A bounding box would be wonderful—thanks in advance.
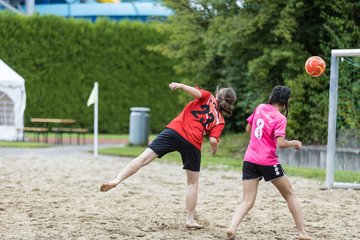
[246,123,252,133]
[209,137,218,154]
[276,137,302,150]
[169,82,202,98]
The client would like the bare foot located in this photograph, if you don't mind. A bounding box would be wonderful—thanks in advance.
[226,229,236,240]
[299,233,313,240]
[185,221,204,230]
[100,182,117,192]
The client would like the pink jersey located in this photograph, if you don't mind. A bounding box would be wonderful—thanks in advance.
[244,104,287,166]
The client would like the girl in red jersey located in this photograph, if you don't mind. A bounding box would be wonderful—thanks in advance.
[226,86,312,240]
[101,82,236,229]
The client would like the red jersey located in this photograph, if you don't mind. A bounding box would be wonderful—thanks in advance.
[166,88,225,150]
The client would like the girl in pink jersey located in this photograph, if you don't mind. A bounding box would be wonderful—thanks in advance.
[226,86,312,240]
[100,82,236,229]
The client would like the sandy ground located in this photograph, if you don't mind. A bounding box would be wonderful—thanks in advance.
[1,145,359,240]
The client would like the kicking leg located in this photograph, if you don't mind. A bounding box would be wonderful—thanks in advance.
[184,170,204,229]
[100,148,158,192]
[271,177,313,240]
[226,178,260,239]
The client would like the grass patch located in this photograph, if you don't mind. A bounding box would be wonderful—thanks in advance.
[86,133,157,141]
[99,133,360,183]
[100,146,146,157]
[283,165,325,181]
[0,141,52,148]
[334,170,360,183]
[87,134,130,140]
[284,165,360,183]
[0,133,131,148]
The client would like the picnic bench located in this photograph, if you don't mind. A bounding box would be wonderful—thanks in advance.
[51,127,89,145]
[22,118,88,144]
[20,127,49,142]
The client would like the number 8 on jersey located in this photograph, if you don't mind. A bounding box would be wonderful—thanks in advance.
[254,118,264,139]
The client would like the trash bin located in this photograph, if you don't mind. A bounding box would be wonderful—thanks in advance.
[129,107,150,145]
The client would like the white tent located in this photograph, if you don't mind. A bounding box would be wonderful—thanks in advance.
[0,59,26,141]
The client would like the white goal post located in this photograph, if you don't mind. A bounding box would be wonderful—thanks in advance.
[326,49,360,189]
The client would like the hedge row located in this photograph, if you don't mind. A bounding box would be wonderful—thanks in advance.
[0,13,181,133]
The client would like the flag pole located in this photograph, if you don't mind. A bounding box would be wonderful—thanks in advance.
[94,82,98,159]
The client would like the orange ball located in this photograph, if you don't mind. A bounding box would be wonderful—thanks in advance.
[305,56,326,77]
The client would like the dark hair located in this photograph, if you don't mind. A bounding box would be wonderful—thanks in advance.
[268,85,291,117]
[216,87,237,116]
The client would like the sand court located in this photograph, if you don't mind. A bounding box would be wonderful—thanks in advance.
[0,146,359,239]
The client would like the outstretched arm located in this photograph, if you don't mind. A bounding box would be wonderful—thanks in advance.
[277,136,302,150]
[169,82,202,98]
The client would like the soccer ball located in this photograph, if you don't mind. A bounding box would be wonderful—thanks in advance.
[305,56,326,77]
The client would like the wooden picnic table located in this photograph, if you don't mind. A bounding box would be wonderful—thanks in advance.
[30,118,77,144]
[31,118,76,125]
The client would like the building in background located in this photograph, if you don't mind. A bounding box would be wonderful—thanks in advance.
[0,0,172,21]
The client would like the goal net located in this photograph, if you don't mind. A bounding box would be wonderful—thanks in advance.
[326,49,360,189]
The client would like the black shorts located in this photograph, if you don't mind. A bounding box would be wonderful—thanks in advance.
[242,161,286,182]
[148,128,201,172]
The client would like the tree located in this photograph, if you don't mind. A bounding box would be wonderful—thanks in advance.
[154,0,359,143]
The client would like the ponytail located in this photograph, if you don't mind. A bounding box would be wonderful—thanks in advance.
[217,87,237,117]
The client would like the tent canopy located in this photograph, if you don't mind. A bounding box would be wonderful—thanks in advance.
[0,59,26,141]
[0,60,25,84]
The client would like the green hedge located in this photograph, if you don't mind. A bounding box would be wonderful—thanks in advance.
[0,13,182,133]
